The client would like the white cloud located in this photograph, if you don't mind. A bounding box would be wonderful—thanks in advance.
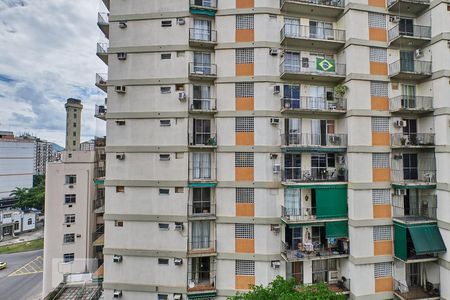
[0,0,107,146]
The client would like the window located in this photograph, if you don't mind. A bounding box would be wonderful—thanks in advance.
[65,175,76,184]
[116,186,125,193]
[235,224,254,239]
[161,53,171,60]
[374,262,392,278]
[161,20,172,27]
[159,188,170,195]
[235,117,254,132]
[236,14,254,29]
[235,260,255,275]
[158,258,169,265]
[192,188,211,214]
[235,82,254,98]
[3,214,11,219]
[160,120,171,127]
[373,226,392,241]
[236,48,254,64]
[63,253,75,263]
[192,152,212,179]
[159,223,170,230]
[193,119,212,145]
[158,295,168,300]
[175,187,184,193]
[64,194,76,204]
[27,218,32,225]
[372,189,390,205]
[372,153,390,168]
[371,117,389,132]
[64,214,75,224]
[369,48,387,63]
[74,113,77,118]
[64,234,75,243]
[160,87,171,94]
[175,152,184,159]
[312,259,338,283]
[73,132,76,137]
[235,152,254,167]
[14,222,19,230]
[73,122,76,127]
[236,188,254,203]
[368,13,386,28]
[72,141,76,146]
[159,154,171,161]
[370,82,388,97]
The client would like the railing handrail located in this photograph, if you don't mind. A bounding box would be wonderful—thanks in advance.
[388,0,430,6]
[283,167,348,182]
[388,24,431,40]
[389,95,433,111]
[280,58,346,75]
[190,98,217,111]
[188,62,218,76]
[281,133,348,147]
[389,59,432,75]
[281,24,346,42]
[95,73,108,85]
[281,0,345,8]
[189,28,218,42]
[281,96,346,111]
[96,42,108,54]
[97,12,109,24]
[189,0,218,9]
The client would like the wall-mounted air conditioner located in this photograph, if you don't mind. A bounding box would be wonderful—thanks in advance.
[119,22,127,29]
[269,48,279,56]
[395,189,407,196]
[115,86,126,93]
[116,153,125,160]
[117,52,127,60]
[113,255,123,263]
[273,85,281,94]
[270,118,280,125]
[273,164,281,174]
[113,290,122,298]
[178,91,187,101]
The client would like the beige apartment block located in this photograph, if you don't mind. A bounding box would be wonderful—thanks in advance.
[97,0,450,299]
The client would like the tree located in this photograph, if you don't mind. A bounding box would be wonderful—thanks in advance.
[228,276,347,300]
[10,182,45,211]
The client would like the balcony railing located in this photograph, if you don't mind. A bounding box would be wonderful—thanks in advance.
[96,43,108,54]
[189,28,217,43]
[94,197,105,210]
[95,105,107,119]
[95,73,107,86]
[187,270,216,292]
[391,169,436,184]
[190,0,217,9]
[95,167,105,178]
[189,98,217,113]
[391,133,435,147]
[97,12,109,26]
[281,25,345,42]
[388,24,431,42]
[281,133,347,148]
[281,59,346,77]
[390,95,433,112]
[393,201,437,222]
[282,240,349,261]
[188,203,216,218]
[389,59,432,76]
[188,240,216,254]
[281,97,346,112]
[188,63,217,78]
[394,280,440,300]
[282,206,320,222]
[188,133,217,147]
[281,0,345,8]
[282,167,347,183]
[92,225,104,242]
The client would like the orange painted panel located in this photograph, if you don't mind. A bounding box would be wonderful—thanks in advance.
[370,62,388,75]
[236,29,254,42]
[373,204,391,218]
[369,28,387,42]
[372,132,390,146]
[236,0,254,8]
[236,275,256,290]
[373,168,391,182]
[236,167,254,181]
[375,277,393,292]
[236,132,254,146]
[236,97,254,111]
[371,96,389,111]
[236,63,254,76]
[236,203,255,217]
[368,0,386,7]
[236,238,255,253]
[374,240,393,255]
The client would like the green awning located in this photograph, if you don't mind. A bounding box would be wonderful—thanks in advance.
[394,223,408,261]
[316,188,347,219]
[325,221,348,238]
[408,224,446,255]
[188,292,217,299]
[188,182,217,188]
[190,8,216,16]
[285,184,347,189]
[94,179,104,185]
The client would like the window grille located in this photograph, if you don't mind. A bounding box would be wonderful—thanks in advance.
[235,260,255,275]
[236,188,255,203]
[235,152,254,167]
[373,225,392,240]
[235,117,254,132]
[235,223,254,239]
[236,15,254,29]
[370,82,388,97]
[372,153,390,168]
[236,48,254,64]
[372,189,390,204]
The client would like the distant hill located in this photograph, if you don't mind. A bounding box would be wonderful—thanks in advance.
[51,143,64,152]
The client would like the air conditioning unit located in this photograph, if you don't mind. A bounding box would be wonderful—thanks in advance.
[116,153,125,160]
[178,91,187,101]
[273,85,281,94]
[117,52,127,60]
[174,222,184,231]
[328,271,339,284]
[68,185,74,189]
[177,18,185,25]
[394,120,407,127]
[269,48,279,56]
[270,118,280,125]
[113,290,122,298]
[115,120,126,126]
[113,255,123,263]
[389,16,400,23]
[270,153,278,160]
[395,189,407,196]
[115,86,126,93]
[271,260,281,269]
[173,294,182,300]
[273,164,281,174]
[271,224,280,233]
[415,49,424,58]
[174,258,183,265]
[393,154,403,160]
[119,22,127,28]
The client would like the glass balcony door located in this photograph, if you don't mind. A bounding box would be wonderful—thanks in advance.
[191,257,211,285]
[285,18,300,38]
[193,19,211,41]
[191,221,210,249]
[401,84,416,108]
[193,119,211,145]
[193,85,211,110]
[399,18,414,36]
[192,188,211,214]
[285,153,301,180]
[400,51,415,72]
[309,21,333,40]
[285,118,302,145]
[285,51,301,72]
[284,84,301,109]
[403,153,418,180]
[194,52,212,74]
[192,152,211,179]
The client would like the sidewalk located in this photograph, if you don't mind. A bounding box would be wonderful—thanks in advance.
[0,222,44,247]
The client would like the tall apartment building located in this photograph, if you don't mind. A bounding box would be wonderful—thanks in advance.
[65,98,83,152]
[98,0,450,299]
[34,138,55,176]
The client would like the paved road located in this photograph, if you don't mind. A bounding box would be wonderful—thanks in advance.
[0,249,43,300]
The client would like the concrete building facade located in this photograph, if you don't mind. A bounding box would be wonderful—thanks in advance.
[65,98,83,152]
[98,0,450,299]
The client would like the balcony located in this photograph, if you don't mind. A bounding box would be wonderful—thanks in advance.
[95,73,107,93]
[188,240,216,256]
[281,239,349,262]
[390,96,433,114]
[94,197,105,214]
[96,42,108,65]
[188,63,217,80]
[389,60,432,81]
[101,0,109,10]
[95,166,105,179]
[95,105,107,121]
[391,133,435,148]
[189,98,217,114]
[189,153,217,183]
[280,0,344,19]
[97,12,109,38]
[281,133,347,152]
[391,152,436,188]
[189,28,217,48]
[281,206,348,224]
[394,280,440,300]
[281,25,345,50]
[187,257,216,296]
[393,195,437,224]
[282,167,348,184]
[188,199,216,219]
[388,25,431,48]
[188,133,217,148]
[281,97,346,114]
[388,0,429,15]
[280,58,346,82]
[190,0,217,16]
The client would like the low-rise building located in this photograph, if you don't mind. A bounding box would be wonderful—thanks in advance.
[0,209,37,240]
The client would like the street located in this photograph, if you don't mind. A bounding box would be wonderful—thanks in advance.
[0,249,43,300]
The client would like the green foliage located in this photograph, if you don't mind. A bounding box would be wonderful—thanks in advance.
[334,84,348,97]
[228,276,346,300]
[10,180,45,211]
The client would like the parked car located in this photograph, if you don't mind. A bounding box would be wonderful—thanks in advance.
[0,262,7,270]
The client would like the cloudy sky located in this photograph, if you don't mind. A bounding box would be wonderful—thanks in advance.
[0,0,107,147]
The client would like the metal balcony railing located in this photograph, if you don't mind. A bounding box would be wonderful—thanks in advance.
[189,28,217,43]
[95,105,107,119]
[281,133,347,147]
[391,169,436,184]
[391,133,435,147]
[281,0,345,8]
[394,280,440,300]
[390,95,433,112]
[282,240,349,261]
[96,43,108,54]
[92,225,104,242]
[280,59,346,76]
[190,98,217,112]
[281,24,345,42]
[94,197,105,210]
[94,167,105,178]
[188,63,217,77]
[188,240,217,254]
[188,203,216,217]
[282,167,347,182]
[388,24,431,42]
[95,73,108,86]
[388,0,430,6]
[393,201,437,222]
[97,12,109,25]
[389,59,432,75]
[281,97,346,111]
[188,132,217,146]
[282,206,319,221]
[187,270,216,292]
[190,0,218,9]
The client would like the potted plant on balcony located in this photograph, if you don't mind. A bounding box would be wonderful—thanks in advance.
[334,84,348,98]
[400,136,407,145]
[337,167,346,181]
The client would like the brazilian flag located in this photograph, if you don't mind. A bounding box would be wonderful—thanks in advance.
[316,58,335,72]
